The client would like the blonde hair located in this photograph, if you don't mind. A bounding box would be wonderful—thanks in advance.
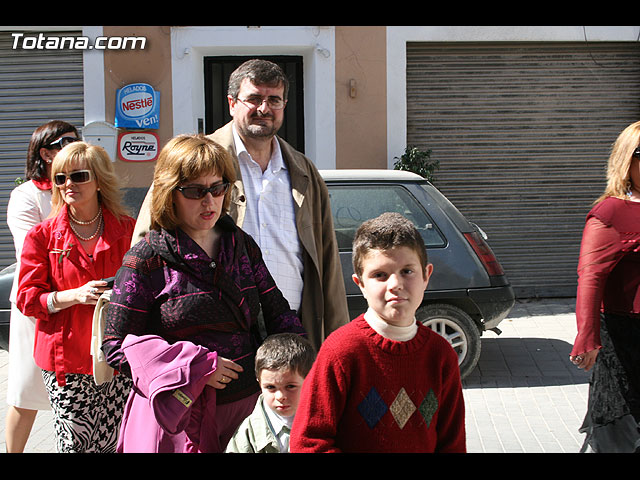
[150,134,236,231]
[50,141,129,220]
[596,120,640,204]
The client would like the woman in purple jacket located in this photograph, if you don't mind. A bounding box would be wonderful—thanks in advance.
[102,134,305,453]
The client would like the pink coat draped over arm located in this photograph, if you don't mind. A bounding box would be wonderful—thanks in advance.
[117,334,219,453]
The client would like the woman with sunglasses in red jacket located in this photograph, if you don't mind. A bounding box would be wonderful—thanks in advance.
[17,141,135,452]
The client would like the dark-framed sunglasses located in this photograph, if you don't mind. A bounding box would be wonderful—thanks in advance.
[45,136,80,150]
[634,147,640,157]
[53,169,94,186]
[176,182,230,199]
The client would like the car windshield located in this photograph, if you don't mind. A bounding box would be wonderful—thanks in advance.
[328,184,446,250]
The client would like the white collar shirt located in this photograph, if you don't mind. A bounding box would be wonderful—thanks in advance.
[262,396,294,453]
[232,126,304,312]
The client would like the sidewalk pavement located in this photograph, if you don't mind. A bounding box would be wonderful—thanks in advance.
[463,296,589,453]
[0,297,589,453]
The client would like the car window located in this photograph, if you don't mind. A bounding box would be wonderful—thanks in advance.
[328,184,446,251]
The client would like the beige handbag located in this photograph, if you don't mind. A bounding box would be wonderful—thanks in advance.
[91,289,115,385]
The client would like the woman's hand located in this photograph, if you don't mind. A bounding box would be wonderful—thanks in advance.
[208,357,243,389]
[570,348,599,371]
[54,279,109,309]
[74,279,110,305]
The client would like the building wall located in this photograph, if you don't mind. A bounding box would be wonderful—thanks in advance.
[334,26,387,169]
[385,26,640,168]
[102,26,173,188]
[89,26,640,183]
[95,26,388,177]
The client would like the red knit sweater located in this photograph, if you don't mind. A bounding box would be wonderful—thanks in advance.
[290,315,466,453]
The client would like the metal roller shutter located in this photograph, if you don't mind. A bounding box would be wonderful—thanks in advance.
[0,30,84,267]
[406,42,640,297]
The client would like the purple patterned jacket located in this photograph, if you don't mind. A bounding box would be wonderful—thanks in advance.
[103,214,305,404]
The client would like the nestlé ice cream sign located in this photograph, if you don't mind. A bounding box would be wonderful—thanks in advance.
[115,83,160,129]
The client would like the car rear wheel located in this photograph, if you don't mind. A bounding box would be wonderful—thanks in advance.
[417,303,481,379]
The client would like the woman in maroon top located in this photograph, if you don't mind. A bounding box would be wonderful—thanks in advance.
[570,121,640,453]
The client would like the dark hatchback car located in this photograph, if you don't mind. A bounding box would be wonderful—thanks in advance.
[0,169,514,378]
[322,169,514,378]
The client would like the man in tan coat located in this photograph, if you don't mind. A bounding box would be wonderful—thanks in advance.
[134,59,348,350]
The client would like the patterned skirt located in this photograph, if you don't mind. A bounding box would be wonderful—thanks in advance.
[42,370,132,453]
[579,313,640,453]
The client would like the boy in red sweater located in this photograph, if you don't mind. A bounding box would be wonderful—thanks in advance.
[290,212,466,453]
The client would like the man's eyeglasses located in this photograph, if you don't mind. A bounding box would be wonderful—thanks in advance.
[176,182,230,199]
[237,95,286,110]
[53,169,93,186]
[45,136,79,150]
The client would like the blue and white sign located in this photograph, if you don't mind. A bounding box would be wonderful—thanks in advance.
[115,83,160,129]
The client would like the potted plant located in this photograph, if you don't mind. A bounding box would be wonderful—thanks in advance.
[393,146,439,182]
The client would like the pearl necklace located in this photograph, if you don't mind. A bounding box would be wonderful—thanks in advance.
[69,206,102,225]
[69,213,103,241]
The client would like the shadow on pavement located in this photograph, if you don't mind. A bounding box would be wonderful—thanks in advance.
[507,297,576,319]
[463,336,590,389]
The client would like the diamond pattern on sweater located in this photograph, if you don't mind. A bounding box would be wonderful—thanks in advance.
[358,386,439,430]
[357,387,388,428]
[418,389,438,427]
[390,388,416,429]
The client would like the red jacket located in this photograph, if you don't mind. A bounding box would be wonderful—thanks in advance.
[17,206,134,385]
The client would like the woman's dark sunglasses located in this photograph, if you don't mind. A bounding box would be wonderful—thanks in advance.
[53,169,93,186]
[45,136,79,150]
[176,182,230,199]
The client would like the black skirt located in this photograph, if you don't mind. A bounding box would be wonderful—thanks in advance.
[579,312,640,453]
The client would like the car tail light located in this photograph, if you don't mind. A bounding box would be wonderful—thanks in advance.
[463,231,505,276]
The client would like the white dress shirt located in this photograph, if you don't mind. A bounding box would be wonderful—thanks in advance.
[233,126,304,312]
[263,400,294,453]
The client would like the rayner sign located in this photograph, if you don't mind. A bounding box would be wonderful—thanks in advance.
[118,131,159,162]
